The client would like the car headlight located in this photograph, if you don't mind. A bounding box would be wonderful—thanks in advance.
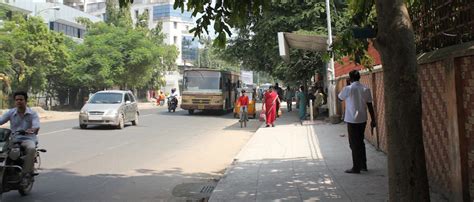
[106,110,118,116]
[80,110,87,115]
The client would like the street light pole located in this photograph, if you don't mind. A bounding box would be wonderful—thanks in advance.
[34,5,60,16]
[325,0,337,120]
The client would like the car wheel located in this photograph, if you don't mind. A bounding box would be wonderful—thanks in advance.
[188,109,194,115]
[117,114,124,129]
[80,124,87,129]
[132,112,139,126]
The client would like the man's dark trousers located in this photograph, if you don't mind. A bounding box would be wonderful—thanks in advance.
[347,122,367,171]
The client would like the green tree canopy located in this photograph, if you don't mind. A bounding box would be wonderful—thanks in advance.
[0,15,70,94]
[219,1,346,84]
[71,6,178,91]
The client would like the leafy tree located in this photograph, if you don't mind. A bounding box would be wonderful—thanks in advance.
[171,0,431,201]
[73,4,178,92]
[70,22,160,89]
[218,1,341,86]
[105,0,132,27]
[194,36,239,72]
[0,15,70,98]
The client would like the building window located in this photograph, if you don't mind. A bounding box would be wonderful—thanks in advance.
[135,10,139,18]
[173,36,178,44]
[174,22,178,29]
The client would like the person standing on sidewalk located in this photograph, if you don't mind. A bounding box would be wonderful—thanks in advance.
[263,86,279,127]
[296,85,306,122]
[285,85,294,112]
[338,70,376,174]
[274,83,284,117]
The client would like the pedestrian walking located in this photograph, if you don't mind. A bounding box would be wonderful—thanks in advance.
[285,85,294,112]
[338,70,376,174]
[296,85,306,122]
[262,86,279,127]
[274,83,284,117]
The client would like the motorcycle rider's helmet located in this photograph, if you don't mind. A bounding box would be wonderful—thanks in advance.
[171,88,176,93]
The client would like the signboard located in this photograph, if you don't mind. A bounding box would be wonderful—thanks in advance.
[241,71,253,85]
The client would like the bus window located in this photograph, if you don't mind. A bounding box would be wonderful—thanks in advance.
[184,71,221,91]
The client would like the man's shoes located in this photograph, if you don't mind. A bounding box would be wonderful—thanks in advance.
[265,125,270,127]
[361,167,368,172]
[344,169,360,174]
[272,124,275,127]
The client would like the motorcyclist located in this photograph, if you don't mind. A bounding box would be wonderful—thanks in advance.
[0,91,40,183]
[168,88,179,108]
[170,88,179,98]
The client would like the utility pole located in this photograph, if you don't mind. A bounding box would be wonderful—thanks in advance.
[325,0,337,121]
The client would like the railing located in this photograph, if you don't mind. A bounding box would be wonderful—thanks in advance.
[411,0,474,53]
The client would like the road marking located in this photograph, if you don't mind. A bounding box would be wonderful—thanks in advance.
[40,128,72,136]
[142,114,153,117]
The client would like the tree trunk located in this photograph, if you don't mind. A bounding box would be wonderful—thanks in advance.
[374,1,430,201]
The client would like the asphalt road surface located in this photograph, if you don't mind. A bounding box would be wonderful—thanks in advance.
[2,107,260,201]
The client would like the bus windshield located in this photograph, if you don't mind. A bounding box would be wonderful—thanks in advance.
[184,71,221,91]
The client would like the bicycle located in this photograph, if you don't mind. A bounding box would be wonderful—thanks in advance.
[239,106,248,128]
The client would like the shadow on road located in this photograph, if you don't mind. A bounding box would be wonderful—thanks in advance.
[156,109,236,120]
[71,124,135,130]
[2,167,221,202]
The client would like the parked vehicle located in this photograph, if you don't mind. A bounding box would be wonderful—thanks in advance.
[168,96,178,112]
[79,90,139,129]
[0,129,46,197]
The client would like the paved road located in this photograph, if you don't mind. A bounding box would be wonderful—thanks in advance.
[3,107,260,201]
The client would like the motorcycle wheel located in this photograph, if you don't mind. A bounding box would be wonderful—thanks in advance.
[18,176,34,196]
[80,124,87,129]
[173,109,175,112]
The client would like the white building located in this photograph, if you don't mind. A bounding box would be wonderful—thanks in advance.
[131,0,198,67]
[63,0,106,20]
[4,1,102,41]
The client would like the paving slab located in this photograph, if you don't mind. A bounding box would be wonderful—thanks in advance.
[210,105,389,201]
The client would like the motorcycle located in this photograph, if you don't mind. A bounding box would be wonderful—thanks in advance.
[167,96,178,112]
[0,128,46,197]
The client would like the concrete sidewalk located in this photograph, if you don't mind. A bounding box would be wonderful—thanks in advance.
[210,106,389,201]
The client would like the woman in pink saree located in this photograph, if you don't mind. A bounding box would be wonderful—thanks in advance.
[263,86,280,127]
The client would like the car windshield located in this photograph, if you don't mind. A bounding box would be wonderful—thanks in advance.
[89,93,123,104]
[184,71,221,91]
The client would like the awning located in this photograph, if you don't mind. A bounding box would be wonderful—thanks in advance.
[278,32,330,61]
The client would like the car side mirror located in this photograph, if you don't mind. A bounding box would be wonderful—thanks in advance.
[126,101,131,104]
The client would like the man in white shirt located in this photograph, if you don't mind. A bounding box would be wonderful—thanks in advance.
[338,70,376,174]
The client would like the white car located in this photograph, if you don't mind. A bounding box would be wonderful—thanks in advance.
[79,90,139,129]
